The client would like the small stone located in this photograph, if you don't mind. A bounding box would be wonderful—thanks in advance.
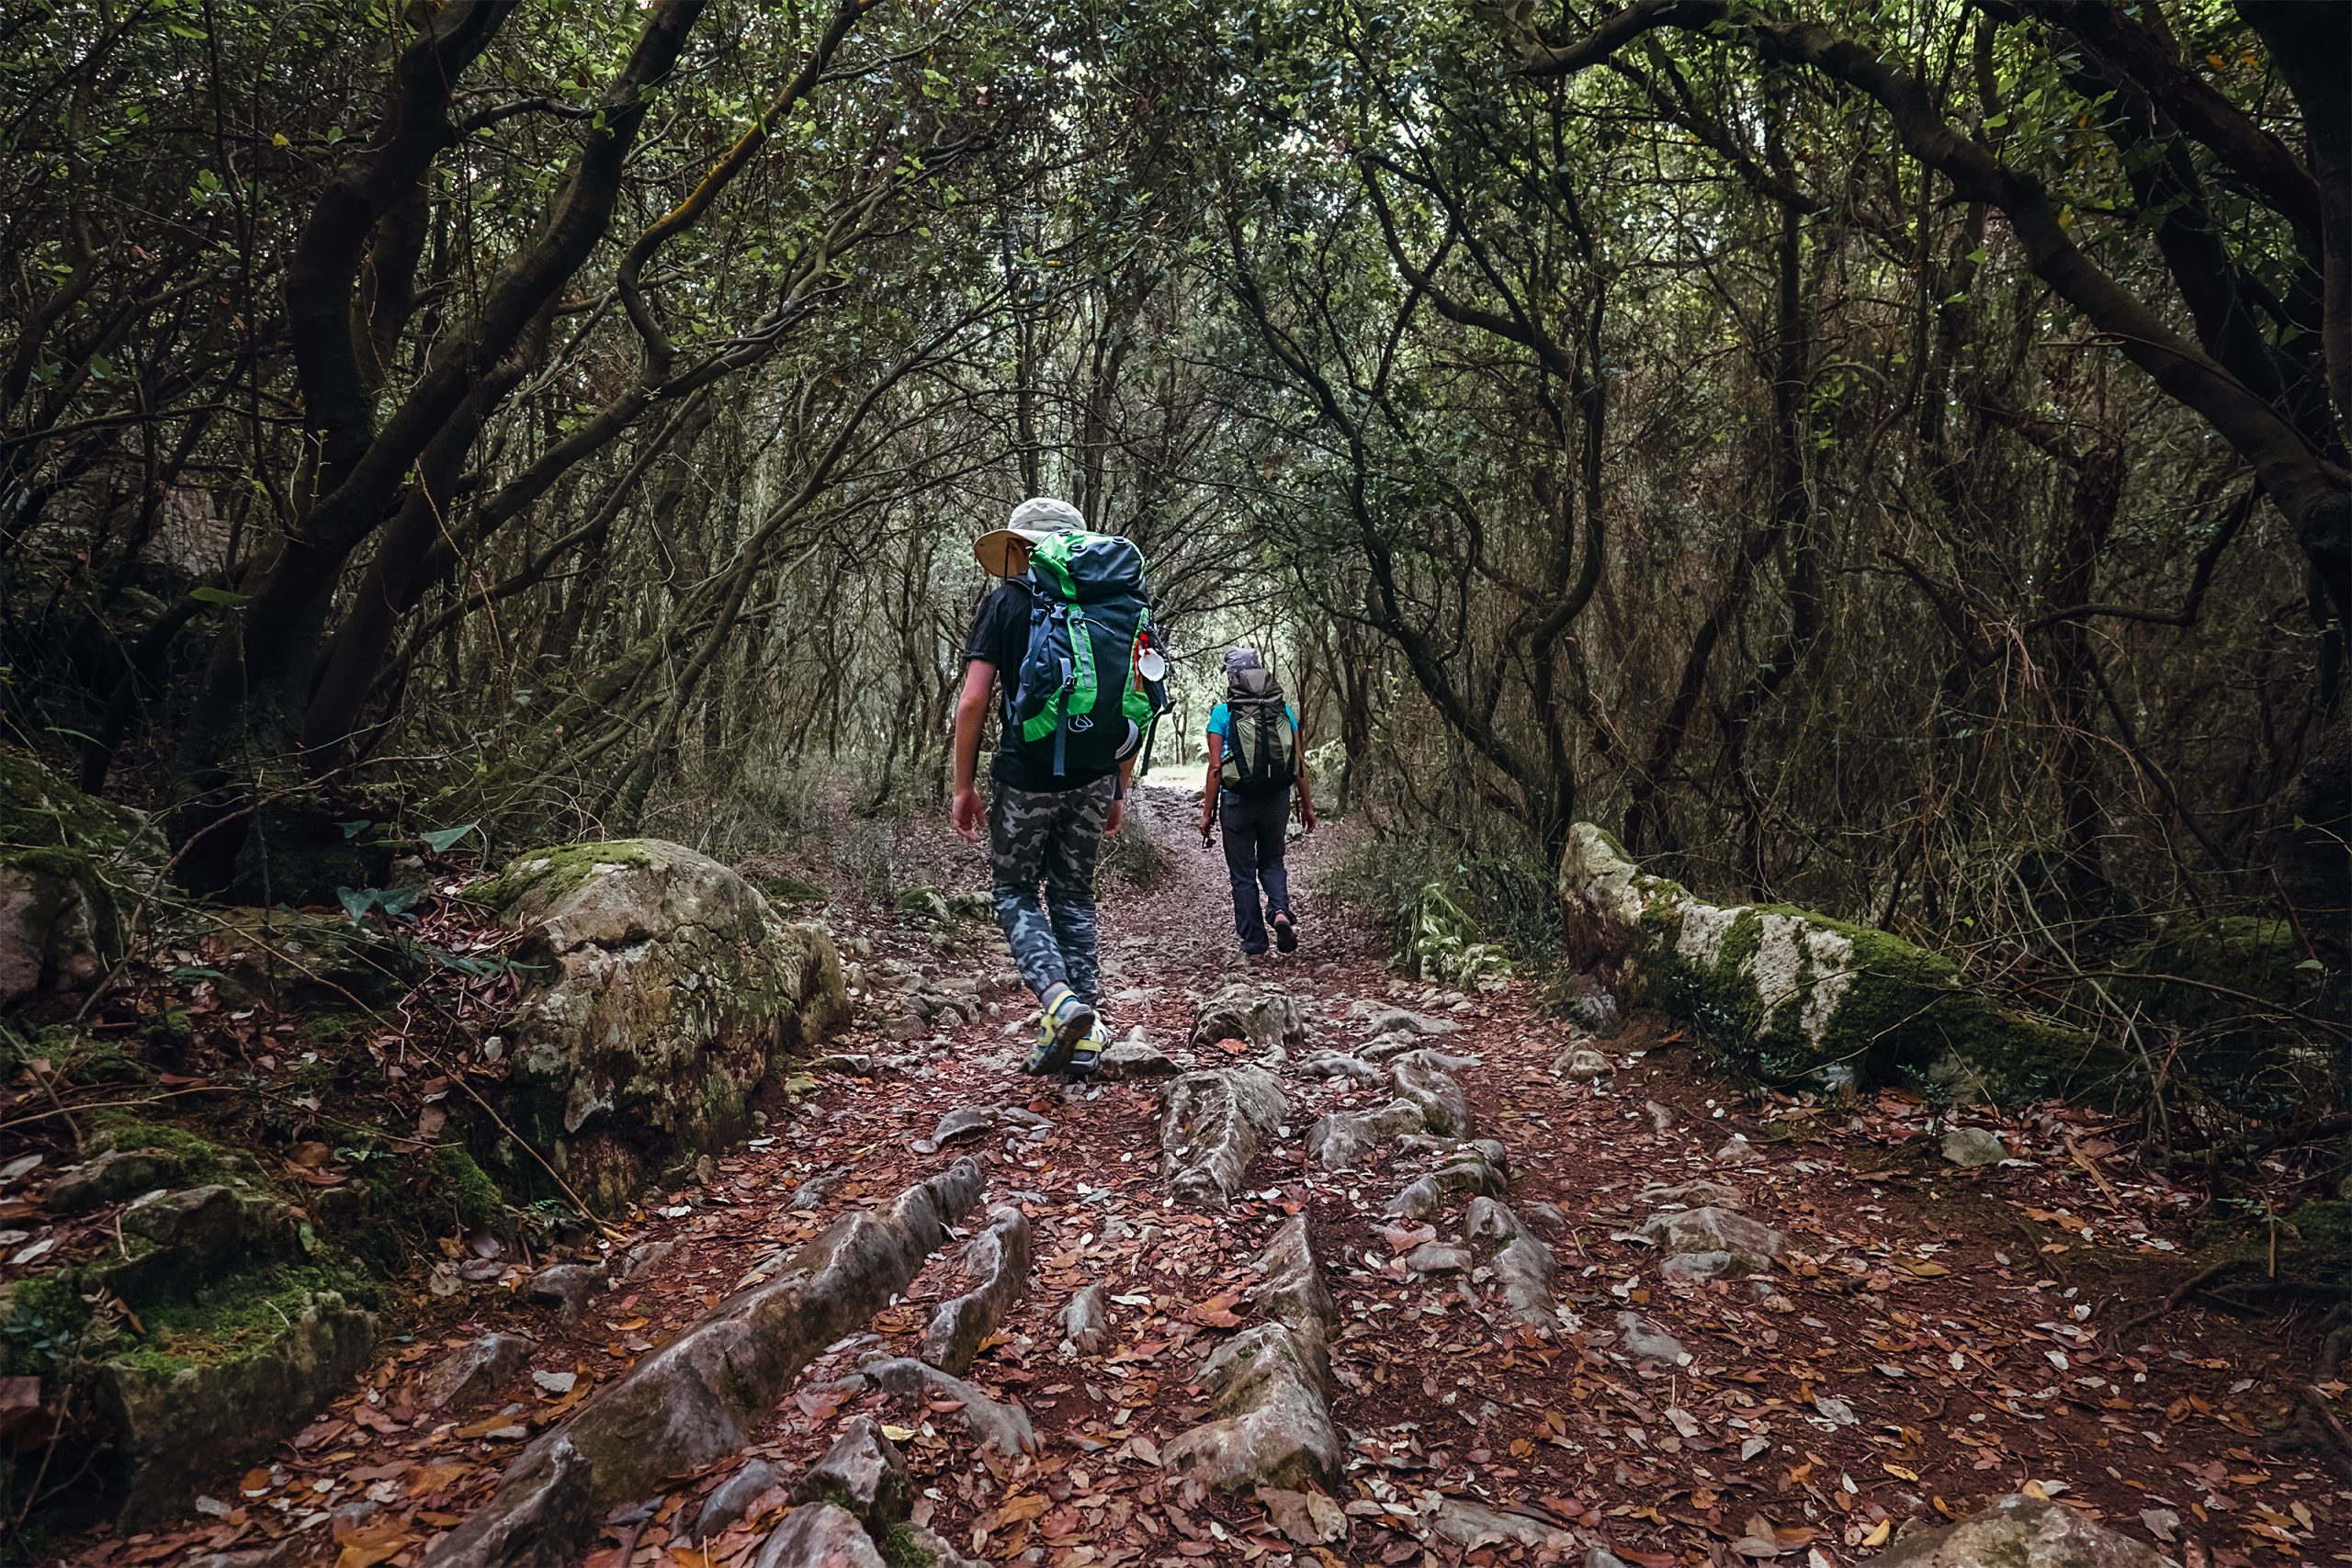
[1639,1206,1786,1280]
[1060,1283,1110,1352]
[794,1416,910,1529]
[1713,1135,1766,1166]
[421,1332,536,1410]
[1554,1045,1612,1081]
[525,1262,603,1320]
[1940,1126,2008,1168]
[1865,1493,2172,1567]
[1093,1033,1176,1081]
[617,1239,675,1280]
[1614,1311,1690,1365]
[1296,1051,1383,1085]
[749,1500,887,1568]
[530,1370,577,1395]
[1403,1242,1473,1275]
[688,1460,780,1544]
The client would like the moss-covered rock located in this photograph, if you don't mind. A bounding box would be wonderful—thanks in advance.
[0,750,164,1005]
[482,839,848,1211]
[1559,822,2126,1103]
[95,1278,377,1528]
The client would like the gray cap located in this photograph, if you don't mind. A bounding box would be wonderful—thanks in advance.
[1224,646,1264,674]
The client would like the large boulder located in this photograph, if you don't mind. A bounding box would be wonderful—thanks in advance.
[1865,1494,2175,1567]
[0,750,163,1006]
[1559,823,2120,1102]
[482,840,849,1209]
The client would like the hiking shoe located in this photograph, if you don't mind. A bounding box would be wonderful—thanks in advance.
[1068,1017,1110,1077]
[1023,991,1095,1075]
[1272,911,1297,953]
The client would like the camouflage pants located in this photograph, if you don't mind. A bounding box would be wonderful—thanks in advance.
[989,775,1115,1005]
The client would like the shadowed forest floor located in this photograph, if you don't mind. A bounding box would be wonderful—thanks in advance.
[52,784,2346,1567]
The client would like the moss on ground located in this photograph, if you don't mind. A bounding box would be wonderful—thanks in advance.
[2287,1199,2351,1280]
[85,1115,240,1185]
[430,1145,504,1230]
[759,874,829,905]
[878,1521,937,1568]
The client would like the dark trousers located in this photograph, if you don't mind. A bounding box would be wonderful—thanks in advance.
[1219,788,1292,953]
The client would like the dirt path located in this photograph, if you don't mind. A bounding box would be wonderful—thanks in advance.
[71,784,2345,1566]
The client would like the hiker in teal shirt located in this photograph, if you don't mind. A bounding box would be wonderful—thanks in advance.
[1197,647,1317,954]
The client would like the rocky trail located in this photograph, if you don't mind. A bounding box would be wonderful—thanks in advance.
[46,785,2346,1568]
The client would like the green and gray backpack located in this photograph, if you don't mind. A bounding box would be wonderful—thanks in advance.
[1220,667,1297,794]
[1009,530,1165,779]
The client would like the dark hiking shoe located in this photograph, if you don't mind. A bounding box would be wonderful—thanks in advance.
[1023,992,1095,1076]
[1272,911,1297,953]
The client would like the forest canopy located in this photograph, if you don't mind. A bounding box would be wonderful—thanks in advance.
[2,0,2346,971]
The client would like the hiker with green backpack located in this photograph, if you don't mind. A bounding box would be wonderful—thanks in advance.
[1198,646,1317,955]
[951,498,1168,1077]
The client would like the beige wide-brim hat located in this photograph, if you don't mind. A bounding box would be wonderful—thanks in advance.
[974,496,1086,577]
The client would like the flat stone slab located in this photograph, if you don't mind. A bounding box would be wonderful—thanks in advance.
[1940,1126,2008,1167]
[1614,1311,1691,1365]
[688,1459,781,1544]
[423,1160,983,1568]
[1390,1053,1472,1137]
[1093,1034,1176,1081]
[1296,1051,1384,1085]
[1307,1100,1425,1170]
[749,1501,885,1567]
[1636,1179,1742,1211]
[1425,1497,1584,1553]
[1349,1000,1462,1035]
[1387,1143,1509,1220]
[1464,1197,1558,1328]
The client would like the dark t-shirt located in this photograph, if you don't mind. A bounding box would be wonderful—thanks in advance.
[965,580,1116,792]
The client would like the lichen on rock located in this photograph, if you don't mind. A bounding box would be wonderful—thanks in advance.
[1558,822,2122,1103]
